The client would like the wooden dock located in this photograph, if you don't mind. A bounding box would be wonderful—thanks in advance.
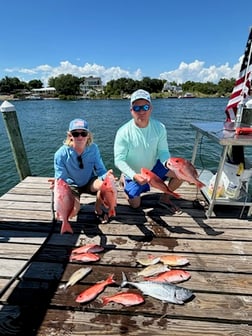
[0,176,252,336]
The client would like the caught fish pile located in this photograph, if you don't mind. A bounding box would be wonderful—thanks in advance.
[136,254,191,285]
[121,272,193,305]
[137,254,189,267]
[166,157,205,189]
[69,243,104,262]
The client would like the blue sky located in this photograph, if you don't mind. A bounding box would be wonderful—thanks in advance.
[1,0,252,86]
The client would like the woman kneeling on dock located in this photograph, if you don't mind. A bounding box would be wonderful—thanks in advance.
[51,118,113,232]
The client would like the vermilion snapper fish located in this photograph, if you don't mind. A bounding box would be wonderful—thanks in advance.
[54,178,75,234]
[144,270,191,283]
[100,172,117,218]
[101,291,144,307]
[70,252,100,262]
[140,168,180,198]
[71,244,104,254]
[76,274,115,303]
[159,255,189,266]
[60,267,92,290]
[166,157,205,189]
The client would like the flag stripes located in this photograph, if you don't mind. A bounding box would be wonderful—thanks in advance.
[225,28,252,121]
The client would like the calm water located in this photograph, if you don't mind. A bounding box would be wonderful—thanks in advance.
[1,97,251,196]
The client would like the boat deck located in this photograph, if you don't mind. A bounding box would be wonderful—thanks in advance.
[0,176,252,335]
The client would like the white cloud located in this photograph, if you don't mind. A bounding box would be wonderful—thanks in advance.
[159,58,242,84]
[3,58,242,86]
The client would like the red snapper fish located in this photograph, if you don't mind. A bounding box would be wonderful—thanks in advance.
[140,168,180,198]
[144,270,191,283]
[69,252,100,262]
[54,178,75,234]
[166,157,205,189]
[71,244,104,254]
[75,274,115,303]
[101,291,144,307]
[100,172,117,218]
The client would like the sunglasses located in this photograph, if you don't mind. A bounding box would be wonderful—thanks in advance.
[71,130,88,137]
[132,104,150,112]
[77,155,84,169]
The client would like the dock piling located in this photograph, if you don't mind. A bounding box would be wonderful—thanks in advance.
[0,100,31,180]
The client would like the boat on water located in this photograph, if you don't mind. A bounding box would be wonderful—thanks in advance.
[26,94,43,100]
[178,92,196,99]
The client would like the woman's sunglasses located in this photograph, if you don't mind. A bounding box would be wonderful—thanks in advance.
[132,104,150,112]
[71,130,89,137]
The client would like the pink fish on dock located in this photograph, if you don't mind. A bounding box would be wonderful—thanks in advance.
[159,255,189,266]
[71,244,104,254]
[140,168,180,198]
[75,274,115,303]
[144,270,191,283]
[100,172,117,218]
[166,157,205,189]
[54,178,75,234]
[101,291,144,306]
[70,252,100,262]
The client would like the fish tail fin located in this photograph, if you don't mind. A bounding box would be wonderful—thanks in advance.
[101,296,109,306]
[107,274,115,285]
[169,190,181,198]
[61,220,73,234]
[108,208,116,218]
[120,271,127,288]
[197,181,205,189]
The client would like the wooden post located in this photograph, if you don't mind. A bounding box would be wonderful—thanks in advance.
[0,100,31,180]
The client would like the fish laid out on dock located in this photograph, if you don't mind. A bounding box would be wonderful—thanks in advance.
[121,272,194,305]
[137,254,189,267]
[76,274,115,303]
[71,243,104,254]
[60,267,92,290]
[166,157,205,189]
[144,269,191,283]
[101,291,145,307]
[136,255,161,266]
[70,252,100,262]
[137,263,170,277]
[159,255,189,266]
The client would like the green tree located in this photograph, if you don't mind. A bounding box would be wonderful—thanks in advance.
[28,79,43,90]
[48,74,81,96]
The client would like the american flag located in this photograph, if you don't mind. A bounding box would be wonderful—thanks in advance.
[225,27,252,122]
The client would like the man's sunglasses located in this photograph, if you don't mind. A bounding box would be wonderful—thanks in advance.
[77,155,84,169]
[132,104,150,112]
[71,130,88,137]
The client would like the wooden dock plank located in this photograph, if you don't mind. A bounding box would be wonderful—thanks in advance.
[0,176,252,335]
